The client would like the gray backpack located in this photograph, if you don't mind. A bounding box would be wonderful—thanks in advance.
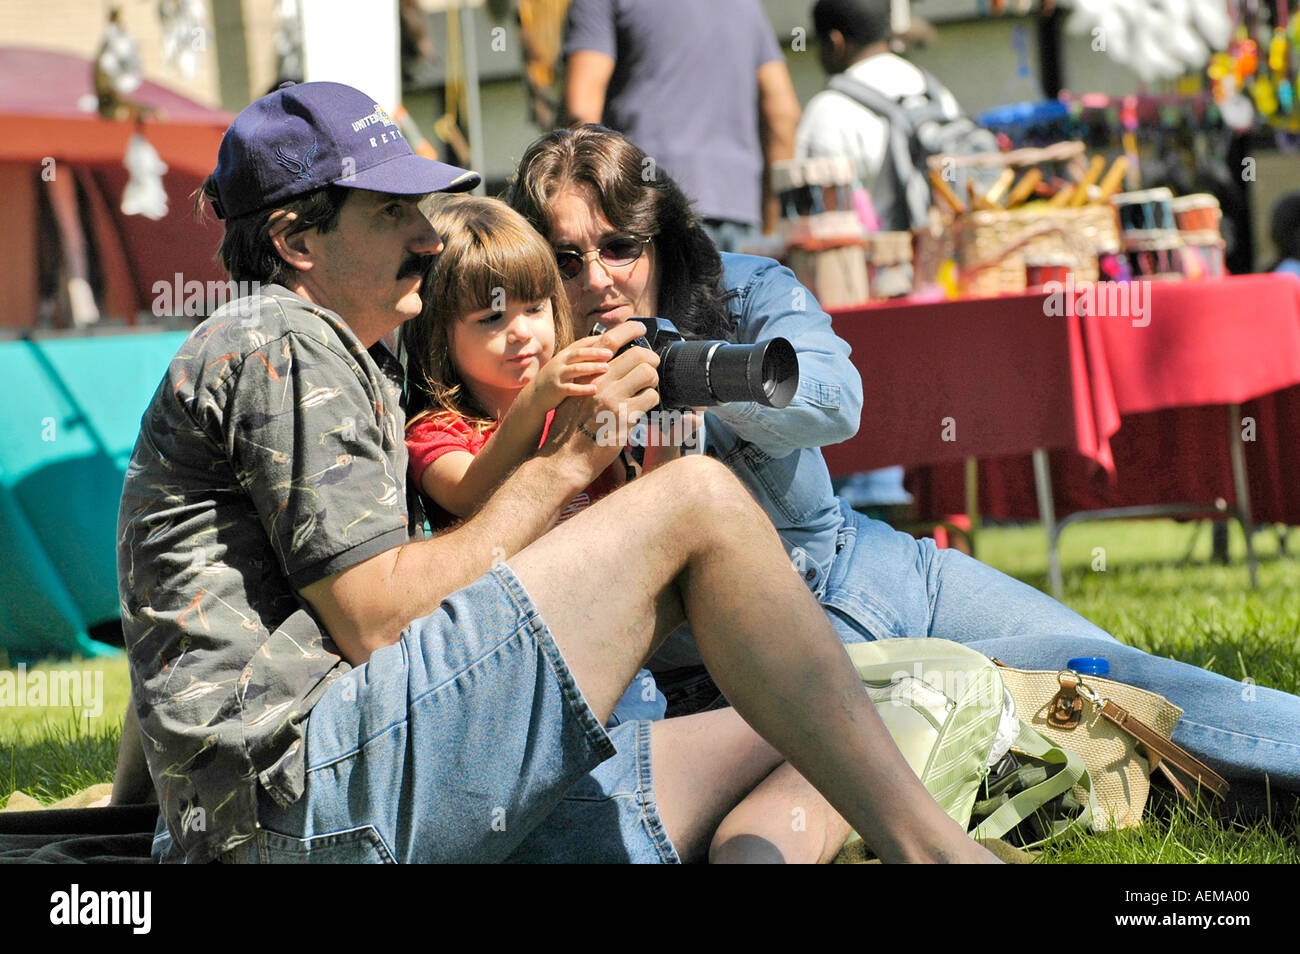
[829,69,1001,230]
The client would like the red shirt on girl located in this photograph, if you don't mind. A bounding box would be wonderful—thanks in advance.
[407,410,628,530]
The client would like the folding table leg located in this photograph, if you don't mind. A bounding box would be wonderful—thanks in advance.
[1033,447,1064,599]
[1227,403,1259,589]
[964,456,980,553]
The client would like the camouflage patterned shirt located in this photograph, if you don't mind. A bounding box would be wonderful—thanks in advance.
[117,287,422,863]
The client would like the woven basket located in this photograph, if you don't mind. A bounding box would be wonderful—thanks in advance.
[995,664,1183,830]
[927,139,1088,181]
[953,203,1120,297]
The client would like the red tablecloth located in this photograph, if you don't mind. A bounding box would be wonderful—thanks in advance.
[826,274,1300,526]
[821,290,1120,475]
[1097,274,1300,414]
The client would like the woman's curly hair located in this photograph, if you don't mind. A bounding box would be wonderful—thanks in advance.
[505,125,735,341]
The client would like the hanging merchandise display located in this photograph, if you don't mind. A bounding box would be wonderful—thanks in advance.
[975,2,1266,131]
[1212,0,1300,133]
[1059,0,1231,83]
[434,3,473,166]
[93,6,145,121]
[1269,9,1294,113]
[157,0,209,81]
[516,0,572,130]
[122,132,170,221]
[91,8,172,221]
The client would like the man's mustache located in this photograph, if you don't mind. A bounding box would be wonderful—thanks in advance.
[397,254,434,281]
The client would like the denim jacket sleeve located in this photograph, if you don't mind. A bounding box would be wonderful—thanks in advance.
[706,253,864,459]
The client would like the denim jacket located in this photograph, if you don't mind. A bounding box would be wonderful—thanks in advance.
[707,253,863,588]
[648,254,864,668]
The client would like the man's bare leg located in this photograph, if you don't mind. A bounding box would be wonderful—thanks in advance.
[507,456,996,863]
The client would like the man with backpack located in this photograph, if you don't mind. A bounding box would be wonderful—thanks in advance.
[797,0,997,510]
[798,0,993,232]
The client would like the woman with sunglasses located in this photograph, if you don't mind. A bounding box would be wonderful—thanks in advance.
[509,125,1300,799]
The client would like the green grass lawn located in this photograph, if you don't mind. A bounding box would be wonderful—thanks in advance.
[0,656,129,805]
[975,518,1300,863]
[2,517,1298,862]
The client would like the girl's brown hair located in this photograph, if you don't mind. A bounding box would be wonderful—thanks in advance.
[402,194,575,431]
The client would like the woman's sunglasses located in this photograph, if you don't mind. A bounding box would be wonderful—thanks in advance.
[554,236,651,281]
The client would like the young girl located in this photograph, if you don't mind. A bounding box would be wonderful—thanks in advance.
[402,194,627,530]
[401,194,665,722]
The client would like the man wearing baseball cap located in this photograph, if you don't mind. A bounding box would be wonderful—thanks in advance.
[117,82,996,865]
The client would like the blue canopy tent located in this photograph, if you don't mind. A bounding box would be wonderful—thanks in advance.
[0,331,189,659]
[0,47,230,660]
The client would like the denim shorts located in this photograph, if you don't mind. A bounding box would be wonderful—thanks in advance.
[217,563,678,863]
[504,717,678,864]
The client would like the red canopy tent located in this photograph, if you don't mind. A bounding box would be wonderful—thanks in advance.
[0,46,232,327]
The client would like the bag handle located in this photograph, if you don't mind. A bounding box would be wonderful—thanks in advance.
[992,660,1230,803]
[1094,698,1230,801]
[970,723,1092,847]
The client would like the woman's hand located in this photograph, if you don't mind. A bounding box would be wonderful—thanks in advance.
[642,408,705,473]
[521,336,613,413]
[541,322,659,482]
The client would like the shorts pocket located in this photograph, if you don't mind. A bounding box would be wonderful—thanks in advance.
[256,824,396,864]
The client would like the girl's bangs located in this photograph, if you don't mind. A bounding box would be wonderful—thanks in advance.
[453,227,559,316]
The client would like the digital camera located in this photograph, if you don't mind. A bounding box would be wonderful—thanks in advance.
[593,317,798,410]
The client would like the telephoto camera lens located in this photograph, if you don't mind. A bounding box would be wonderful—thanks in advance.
[595,318,798,409]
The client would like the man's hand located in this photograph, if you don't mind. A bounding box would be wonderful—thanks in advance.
[541,320,659,481]
[642,408,704,473]
[301,323,659,666]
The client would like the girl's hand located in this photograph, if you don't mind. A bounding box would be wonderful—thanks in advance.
[525,336,614,411]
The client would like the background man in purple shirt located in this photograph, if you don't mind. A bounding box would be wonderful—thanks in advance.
[563,0,802,248]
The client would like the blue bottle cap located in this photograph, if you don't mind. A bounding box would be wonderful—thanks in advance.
[1068,657,1109,676]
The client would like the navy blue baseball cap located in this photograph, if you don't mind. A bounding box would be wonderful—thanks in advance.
[207,81,481,220]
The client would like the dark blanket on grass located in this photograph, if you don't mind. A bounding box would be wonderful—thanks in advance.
[0,806,156,863]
